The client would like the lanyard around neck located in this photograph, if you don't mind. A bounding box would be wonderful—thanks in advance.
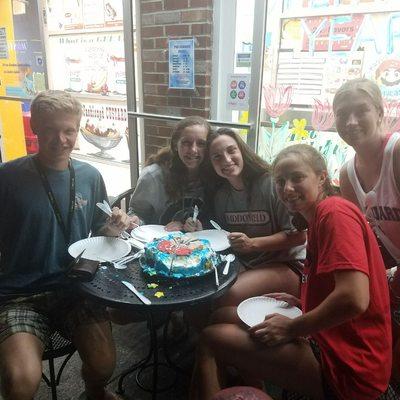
[33,156,76,245]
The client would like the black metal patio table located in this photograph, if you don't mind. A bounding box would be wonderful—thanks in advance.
[79,256,241,399]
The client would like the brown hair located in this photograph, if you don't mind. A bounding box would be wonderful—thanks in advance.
[206,128,270,191]
[272,144,335,197]
[272,144,335,230]
[146,116,212,201]
[333,78,384,118]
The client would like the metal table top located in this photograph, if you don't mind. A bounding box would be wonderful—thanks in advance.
[80,258,240,311]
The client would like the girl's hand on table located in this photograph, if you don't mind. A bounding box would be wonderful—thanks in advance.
[183,218,203,232]
[228,232,255,253]
[265,292,301,308]
[249,313,295,346]
[165,220,184,231]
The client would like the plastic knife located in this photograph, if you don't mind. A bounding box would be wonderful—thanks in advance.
[121,280,151,305]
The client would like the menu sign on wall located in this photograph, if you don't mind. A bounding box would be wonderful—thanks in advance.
[168,38,195,90]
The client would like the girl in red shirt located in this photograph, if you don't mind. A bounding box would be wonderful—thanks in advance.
[190,144,392,400]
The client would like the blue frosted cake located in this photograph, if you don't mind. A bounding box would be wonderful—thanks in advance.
[141,232,220,279]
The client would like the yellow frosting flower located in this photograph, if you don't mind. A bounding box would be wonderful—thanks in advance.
[154,291,165,298]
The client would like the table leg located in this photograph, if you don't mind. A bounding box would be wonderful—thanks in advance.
[116,338,154,394]
[162,313,188,375]
[135,311,179,397]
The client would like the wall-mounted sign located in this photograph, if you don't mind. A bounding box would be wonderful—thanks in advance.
[0,27,8,59]
[168,38,195,90]
[236,52,251,68]
[227,74,250,110]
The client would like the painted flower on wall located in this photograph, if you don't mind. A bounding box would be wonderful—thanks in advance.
[383,99,400,134]
[263,84,293,118]
[311,98,335,132]
[290,118,309,140]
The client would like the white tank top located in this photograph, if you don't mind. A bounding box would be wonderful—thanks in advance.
[346,132,400,263]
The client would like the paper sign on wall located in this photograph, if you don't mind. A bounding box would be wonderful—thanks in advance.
[0,27,8,59]
[227,74,250,110]
[168,38,195,90]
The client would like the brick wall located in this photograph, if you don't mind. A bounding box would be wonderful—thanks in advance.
[139,0,213,157]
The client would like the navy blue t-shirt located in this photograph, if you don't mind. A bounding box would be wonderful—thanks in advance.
[0,156,108,294]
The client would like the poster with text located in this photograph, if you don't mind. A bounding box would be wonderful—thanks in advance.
[168,38,195,90]
[48,32,126,96]
[277,11,400,104]
[227,74,250,110]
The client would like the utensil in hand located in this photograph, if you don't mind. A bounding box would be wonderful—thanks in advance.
[102,200,140,228]
[222,253,235,275]
[121,280,151,305]
[210,219,222,231]
[96,202,131,240]
[192,205,199,223]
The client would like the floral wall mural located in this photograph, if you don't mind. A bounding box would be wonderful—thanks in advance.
[259,84,353,186]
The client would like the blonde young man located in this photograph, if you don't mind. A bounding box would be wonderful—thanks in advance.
[0,90,129,400]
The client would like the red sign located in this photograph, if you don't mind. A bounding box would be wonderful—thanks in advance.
[302,14,364,52]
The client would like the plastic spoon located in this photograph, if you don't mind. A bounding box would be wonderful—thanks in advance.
[222,254,235,275]
[210,219,222,230]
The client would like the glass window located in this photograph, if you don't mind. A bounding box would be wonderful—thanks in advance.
[258,0,400,184]
[43,0,131,197]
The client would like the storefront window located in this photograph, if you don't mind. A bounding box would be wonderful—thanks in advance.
[43,0,131,196]
[259,0,400,183]
[0,0,45,162]
[0,0,132,196]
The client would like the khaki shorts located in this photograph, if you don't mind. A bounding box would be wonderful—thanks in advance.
[0,289,108,347]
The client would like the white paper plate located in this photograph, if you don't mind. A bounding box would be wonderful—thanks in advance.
[237,296,302,327]
[187,229,230,252]
[131,224,169,242]
[68,236,131,262]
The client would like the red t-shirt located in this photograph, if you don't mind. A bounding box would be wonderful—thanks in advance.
[302,196,392,400]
